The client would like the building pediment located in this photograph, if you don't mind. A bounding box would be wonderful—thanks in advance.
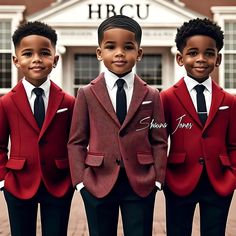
[28,0,205,47]
[28,0,204,26]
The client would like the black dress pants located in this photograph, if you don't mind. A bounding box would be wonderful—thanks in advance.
[81,168,157,236]
[164,169,233,236]
[4,183,73,236]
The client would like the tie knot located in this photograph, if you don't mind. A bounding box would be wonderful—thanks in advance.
[194,84,205,94]
[33,87,44,96]
[116,79,125,90]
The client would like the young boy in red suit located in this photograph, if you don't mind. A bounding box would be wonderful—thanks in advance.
[161,18,236,236]
[68,15,167,236]
[0,21,75,236]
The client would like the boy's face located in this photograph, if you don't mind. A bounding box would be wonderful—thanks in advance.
[96,28,143,76]
[13,35,59,87]
[176,35,221,83]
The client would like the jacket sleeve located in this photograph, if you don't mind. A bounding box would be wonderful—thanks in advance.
[0,98,10,180]
[67,87,90,187]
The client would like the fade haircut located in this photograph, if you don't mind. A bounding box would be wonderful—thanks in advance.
[97,15,142,46]
[12,21,57,48]
[175,18,224,52]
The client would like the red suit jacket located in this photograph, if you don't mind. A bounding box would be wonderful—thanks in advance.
[160,78,236,197]
[0,80,75,199]
[68,73,168,198]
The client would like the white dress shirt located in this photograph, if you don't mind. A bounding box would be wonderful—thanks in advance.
[184,75,212,115]
[22,78,50,114]
[104,68,134,112]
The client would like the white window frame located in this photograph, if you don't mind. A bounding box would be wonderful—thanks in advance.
[211,6,236,94]
[0,5,25,94]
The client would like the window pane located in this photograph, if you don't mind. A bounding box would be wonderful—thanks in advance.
[136,54,162,89]
[0,53,11,88]
[224,54,236,89]
[74,54,99,95]
[0,20,12,89]
[224,21,236,50]
[0,21,11,50]
[224,21,236,89]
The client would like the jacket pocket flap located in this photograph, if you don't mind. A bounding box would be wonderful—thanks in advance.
[219,155,231,167]
[85,153,104,167]
[6,158,26,170]
[55,159,69,169]
[137,153,154,164]
[168,153,186,164]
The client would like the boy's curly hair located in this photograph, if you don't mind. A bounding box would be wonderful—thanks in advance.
[175,18,224,52]
[12,21,57,47]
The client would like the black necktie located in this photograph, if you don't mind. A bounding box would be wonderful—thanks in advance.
[116,79,127,124]
[194,84,207,126]
[33,88,45,128]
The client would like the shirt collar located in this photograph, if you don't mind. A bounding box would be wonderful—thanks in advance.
[22,78,51,99]
[184,74,212,94]
[104,68,134,90]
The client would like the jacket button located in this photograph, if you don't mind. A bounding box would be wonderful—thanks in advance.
[119,130,127,137]
[199,157,205,165]
[41,160,46,166]
[39,140,47,145]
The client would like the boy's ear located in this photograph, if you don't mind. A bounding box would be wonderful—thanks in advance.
[176,52,184,66]
[137,48,143,61]
[96,47,103,61]
[53,55,59,68]
[12,56,20,68]
[215,53,222,67]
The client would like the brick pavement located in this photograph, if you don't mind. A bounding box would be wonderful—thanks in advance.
[0,191,236,235]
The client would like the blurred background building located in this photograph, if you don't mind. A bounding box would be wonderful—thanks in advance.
[0,0,235,96]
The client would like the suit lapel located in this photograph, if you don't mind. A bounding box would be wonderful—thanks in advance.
[91,74,120,126]
[11,81,39,132]
[91,74,148,128]
[39,81,64,139]
[122,75,148,128]
[174,78,202,127]
[204,81,224,129]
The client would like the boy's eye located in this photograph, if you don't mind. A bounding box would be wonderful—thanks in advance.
[22,52,32,57]
[125,45,135,50]
[205,51,215,57]
[188,51,197,56]
[41,51,51,56]
[104,44,115,50]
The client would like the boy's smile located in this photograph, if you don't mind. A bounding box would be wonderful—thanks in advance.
[13,35,58,87]
[176,35,221,83]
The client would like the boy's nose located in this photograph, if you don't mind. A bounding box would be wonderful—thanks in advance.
[196,54,206,62]
[115,48,125,56]
[32,54,42,62]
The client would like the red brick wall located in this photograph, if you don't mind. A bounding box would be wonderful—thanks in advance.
[0,0,55,15]
[181,0,236,18]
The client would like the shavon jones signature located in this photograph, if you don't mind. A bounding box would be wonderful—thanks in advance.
[136,114,193,135]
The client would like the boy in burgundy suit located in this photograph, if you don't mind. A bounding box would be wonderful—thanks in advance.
[0,21,75,236]
[161,18,236,236]
[68,15,167,236]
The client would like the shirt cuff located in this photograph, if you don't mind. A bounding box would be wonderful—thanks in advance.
[155,181,162,191]
[76,183,84,191]
[0,180,4,190]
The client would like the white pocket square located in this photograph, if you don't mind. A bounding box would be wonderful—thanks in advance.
[219,106,229,110]
[56,108,68,113]
[142,101,152,105]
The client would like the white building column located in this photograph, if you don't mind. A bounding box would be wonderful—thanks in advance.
[49,45,66,87]
[171,46,185,82]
